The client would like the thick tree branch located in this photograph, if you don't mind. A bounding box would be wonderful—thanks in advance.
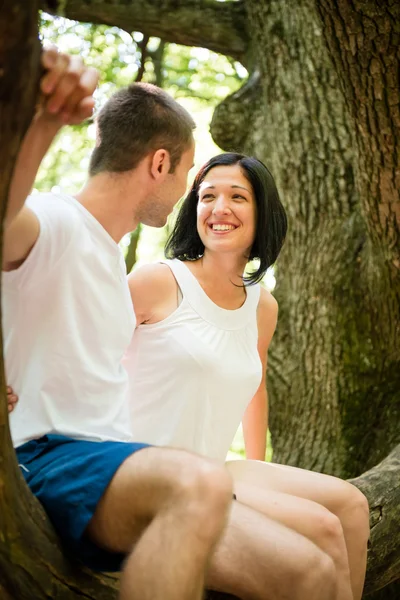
[350,444,400,595]
[210,71,262,152]
[43,0,249,61]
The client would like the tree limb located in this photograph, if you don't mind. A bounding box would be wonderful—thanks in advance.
[350,444,400,595]
[43,0,249,61]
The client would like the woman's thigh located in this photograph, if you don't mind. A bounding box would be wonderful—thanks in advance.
[226,459,361,515]
[233,479,343,546]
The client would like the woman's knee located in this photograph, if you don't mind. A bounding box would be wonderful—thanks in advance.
[340,483,370,538]
[312,509,347,560]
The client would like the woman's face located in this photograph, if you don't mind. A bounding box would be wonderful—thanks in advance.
[197,164,257,258]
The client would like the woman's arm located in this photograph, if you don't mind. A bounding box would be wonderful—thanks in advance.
[127,263,180,325]
[242,288,278,461]
[242,381,268,461]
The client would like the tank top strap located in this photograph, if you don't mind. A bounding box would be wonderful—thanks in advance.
[245,280,261,315]
[160,259,261,331]
[160,259,202,305]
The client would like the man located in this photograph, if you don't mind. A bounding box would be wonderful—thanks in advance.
[4,48,337,600]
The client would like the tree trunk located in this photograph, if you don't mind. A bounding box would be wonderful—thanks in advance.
[0,3,118,598]
[1,0,399,598]
[213,0,400,481]
[210,0,400,595]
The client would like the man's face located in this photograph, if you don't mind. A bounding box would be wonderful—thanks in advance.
[141,141,195,228]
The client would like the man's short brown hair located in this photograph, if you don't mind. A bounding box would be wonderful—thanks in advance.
[89,83,196,176]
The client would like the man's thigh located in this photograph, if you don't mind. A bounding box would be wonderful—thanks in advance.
[86,445,220,552]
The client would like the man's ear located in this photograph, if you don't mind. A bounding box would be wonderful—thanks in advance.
[150,149,171,180]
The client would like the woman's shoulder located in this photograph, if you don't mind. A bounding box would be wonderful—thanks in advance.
[258,285,278,314]
[127,262,178,324]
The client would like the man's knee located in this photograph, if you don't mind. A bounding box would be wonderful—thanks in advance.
[172,455,233,524]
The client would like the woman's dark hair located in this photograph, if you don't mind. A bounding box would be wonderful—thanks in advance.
[165,153,287,285]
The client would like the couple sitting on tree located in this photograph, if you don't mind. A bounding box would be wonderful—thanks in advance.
[4,47,369,600]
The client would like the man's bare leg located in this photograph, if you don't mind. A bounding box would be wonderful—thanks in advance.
[206,500,338,600]
[86,446,232,600]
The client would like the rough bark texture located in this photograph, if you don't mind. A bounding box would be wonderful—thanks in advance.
[43,0,249,61]
[215,0,400,481]
[349,445,400,596]
[0,3,118,599]
[211,0,400,596]
[1,0,399,598]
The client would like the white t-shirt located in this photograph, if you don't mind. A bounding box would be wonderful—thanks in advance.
[3,193,135,448]
[124,259,262,463]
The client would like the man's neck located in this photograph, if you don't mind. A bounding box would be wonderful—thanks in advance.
[74,172,142,243]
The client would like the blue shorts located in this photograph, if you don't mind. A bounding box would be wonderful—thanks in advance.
[16,434,150,572]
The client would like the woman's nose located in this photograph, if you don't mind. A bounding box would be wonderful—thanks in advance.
[213,196,231,215]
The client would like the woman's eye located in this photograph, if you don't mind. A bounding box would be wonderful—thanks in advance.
[201,194,214,202]
[232,195,245,201]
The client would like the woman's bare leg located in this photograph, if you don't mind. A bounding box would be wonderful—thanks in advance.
[226,460,370,600]
[233,481,352,600]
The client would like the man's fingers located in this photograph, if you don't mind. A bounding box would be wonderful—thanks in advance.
[45,56,85,114]
[41,46,58,71]
[41,52,70,96]
[61,68,99,123]
[39,47,99,127]
[67,97,96,125]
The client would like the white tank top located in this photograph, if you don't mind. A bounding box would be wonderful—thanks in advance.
[124,259,262,462]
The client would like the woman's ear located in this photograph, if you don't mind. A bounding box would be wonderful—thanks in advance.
[150,149,171,180]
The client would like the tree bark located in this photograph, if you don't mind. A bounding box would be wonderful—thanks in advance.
[1,0,399,598]
[0,3,118,599]
[317,1,400,268]
[214,0,400,480]
[43,0,249,61]
[349,444,400,596]
[210,0,400,594]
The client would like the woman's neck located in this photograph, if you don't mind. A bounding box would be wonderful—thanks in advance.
[187,252,248,309]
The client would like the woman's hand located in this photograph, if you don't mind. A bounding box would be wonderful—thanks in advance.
[6,386,18,413]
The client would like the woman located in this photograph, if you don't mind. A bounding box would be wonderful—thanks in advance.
[8,153,369,599]
[124,153,369,600]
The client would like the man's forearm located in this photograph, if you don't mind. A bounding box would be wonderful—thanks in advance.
[5,114,62,228]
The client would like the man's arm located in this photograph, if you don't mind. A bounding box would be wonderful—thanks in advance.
[3,48,98,271]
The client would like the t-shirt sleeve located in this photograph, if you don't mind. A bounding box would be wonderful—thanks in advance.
[2,193,80,289]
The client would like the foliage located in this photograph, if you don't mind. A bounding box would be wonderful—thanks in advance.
[36,13,247,197]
